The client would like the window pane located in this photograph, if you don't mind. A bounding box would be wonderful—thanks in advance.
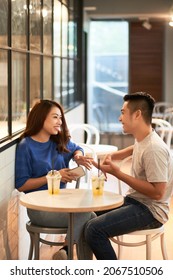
[69,59,74,104]
[62,58,68,108]
[43,57,52,99]
[30,54,40,108]
[0,50,8,139]
[12,52,27,133]
[62,4,68,57]
[88,21,129,128]
[54,57,61,103]
[68,16,74,58]
[30,0,41,51]
[73,22,77,57]
[12,0,27,49]
[54,0,61,56]
[0,0,8,46]
[43,0,52,53]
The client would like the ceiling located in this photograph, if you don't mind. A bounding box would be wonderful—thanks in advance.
[83,0,173,22]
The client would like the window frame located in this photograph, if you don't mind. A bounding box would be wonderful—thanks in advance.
[0,0,83,147]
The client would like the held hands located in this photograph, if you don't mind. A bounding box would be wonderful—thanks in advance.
[73,154,93,170]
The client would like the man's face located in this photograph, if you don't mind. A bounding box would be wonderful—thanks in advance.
[119,101,134,134]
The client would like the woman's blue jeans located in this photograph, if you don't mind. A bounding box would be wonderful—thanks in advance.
[84,196,162,260]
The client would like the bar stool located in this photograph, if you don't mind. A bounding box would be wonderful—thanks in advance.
[26,221,67,260]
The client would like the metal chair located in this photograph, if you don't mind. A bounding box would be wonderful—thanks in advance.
[26,221,67,260]
[111,225,168,260]
[110,156,168,260]
[25,175,83,260]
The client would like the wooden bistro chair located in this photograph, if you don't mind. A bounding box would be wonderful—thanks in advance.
[25,171,84,260]
[110,156,168,260]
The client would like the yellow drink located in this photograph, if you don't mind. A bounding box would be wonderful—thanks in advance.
[46,170,61,195]
[92,175,105,196]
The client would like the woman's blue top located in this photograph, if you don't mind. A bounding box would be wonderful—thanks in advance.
[15,137,83,193]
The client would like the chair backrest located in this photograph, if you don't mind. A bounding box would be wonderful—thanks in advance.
[153,102,173,118]
[151,118,172,148]
[163,109,173,126]
[68,123,100,145]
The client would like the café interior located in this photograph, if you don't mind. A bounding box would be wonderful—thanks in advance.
[0,0,173,260]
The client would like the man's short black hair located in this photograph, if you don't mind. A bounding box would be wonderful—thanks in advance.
[123,92,155,124]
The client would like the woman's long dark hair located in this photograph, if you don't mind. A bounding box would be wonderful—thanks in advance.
[19,100,70,153]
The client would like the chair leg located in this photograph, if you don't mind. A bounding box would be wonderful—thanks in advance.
[160,233,168,260]
[28,232,34,260]
[117,236,124,260]
[146,235,152,260]
[33,232,40,260]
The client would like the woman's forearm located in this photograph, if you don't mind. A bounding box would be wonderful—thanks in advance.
[17,176,47,192]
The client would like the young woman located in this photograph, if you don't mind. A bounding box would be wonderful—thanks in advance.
[15,99,95,260]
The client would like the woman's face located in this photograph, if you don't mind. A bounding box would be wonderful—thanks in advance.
[42,106,62,136]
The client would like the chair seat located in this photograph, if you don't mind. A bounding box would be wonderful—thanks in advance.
[26,221,67,260]
[110,225,168,260]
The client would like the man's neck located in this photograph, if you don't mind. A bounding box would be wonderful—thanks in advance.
[134,126,152,142]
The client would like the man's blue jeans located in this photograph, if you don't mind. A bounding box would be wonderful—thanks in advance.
[84,196,162,260]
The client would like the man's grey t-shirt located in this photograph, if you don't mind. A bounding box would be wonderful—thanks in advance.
[127,130,173,224]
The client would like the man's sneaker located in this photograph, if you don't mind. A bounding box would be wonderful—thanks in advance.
[52,249,68,260]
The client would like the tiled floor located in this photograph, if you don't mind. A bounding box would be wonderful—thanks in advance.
[39,174,173,260]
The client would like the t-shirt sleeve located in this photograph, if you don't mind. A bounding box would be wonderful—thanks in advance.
[67,140,84,157]
[15,141,33,189]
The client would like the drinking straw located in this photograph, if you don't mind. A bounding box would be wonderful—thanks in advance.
[51,157,55,194]
[98,158,100,177]
[51,157,55,175]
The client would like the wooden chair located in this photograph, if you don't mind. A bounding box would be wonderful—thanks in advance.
[26,221,67,260]
[110,156,168,260]
[25,175,83,260]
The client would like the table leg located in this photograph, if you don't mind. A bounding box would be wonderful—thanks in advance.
[68,213,74,260]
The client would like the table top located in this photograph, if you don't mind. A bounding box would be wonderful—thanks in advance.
[20,189,123,213]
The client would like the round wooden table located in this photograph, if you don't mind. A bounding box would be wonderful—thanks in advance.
[20,189,124,259]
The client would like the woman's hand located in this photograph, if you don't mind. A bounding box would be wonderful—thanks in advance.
[74,154,93,170]
[59,168,79,183]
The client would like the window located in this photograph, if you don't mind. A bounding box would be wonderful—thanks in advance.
[88,20,129,129]
[0,0,81,145]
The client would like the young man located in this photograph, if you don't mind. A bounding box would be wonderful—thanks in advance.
[85,92,173,260]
